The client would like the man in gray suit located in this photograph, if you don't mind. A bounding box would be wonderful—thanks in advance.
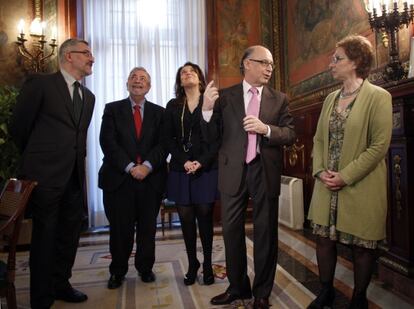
[11,38,95,309]
[202,45,295,309]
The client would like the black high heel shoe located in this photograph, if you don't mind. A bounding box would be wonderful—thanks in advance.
[203,264,215,285]
[307,286,335,309]
[184,260,200,285]
[348,291,368,309]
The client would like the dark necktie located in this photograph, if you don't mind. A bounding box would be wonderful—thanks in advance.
[73,81,82,123]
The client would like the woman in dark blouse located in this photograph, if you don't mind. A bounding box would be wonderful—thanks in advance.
[163,62,218,286]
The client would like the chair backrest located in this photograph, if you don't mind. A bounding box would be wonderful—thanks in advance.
[0,179,37,282]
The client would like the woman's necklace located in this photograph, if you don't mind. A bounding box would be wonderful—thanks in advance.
[339,84,362,99]
[181,98,193,153]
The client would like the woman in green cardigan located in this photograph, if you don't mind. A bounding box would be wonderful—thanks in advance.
[307,35,392,309]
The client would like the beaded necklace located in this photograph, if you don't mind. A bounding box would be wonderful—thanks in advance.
[339,84,362,99]
[181,98,193,152]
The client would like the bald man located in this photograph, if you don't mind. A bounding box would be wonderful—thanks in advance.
[202,45,295,309]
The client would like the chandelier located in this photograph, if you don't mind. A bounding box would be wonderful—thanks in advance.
[15,1,58,73]
[365,0,414,81]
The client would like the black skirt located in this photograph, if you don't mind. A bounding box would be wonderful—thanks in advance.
[167,169,218,205]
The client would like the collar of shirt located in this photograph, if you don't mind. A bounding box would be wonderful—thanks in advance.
[242,80,263,112]
[61,68,81,99]
[129,96,146,116]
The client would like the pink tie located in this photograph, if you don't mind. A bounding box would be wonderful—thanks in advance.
[246,87,260,163]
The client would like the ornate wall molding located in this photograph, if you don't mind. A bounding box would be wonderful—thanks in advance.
[33,0,43,19]
[393,154,403,220]
[283,139,304,169]
[271,0,282,91]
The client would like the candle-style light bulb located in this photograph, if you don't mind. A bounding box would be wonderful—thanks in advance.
[41,21,46,36]
[369,2,373,12]
[18,19,25,35]
[18,19,24,34]
[52,26,57,40]
[374,0,382,16]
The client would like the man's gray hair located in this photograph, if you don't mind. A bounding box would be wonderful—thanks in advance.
[58,38,89,63]
[128,66,152,84]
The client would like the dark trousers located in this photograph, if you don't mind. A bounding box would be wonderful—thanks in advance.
[30,169,84,309]
[221,158,279,298]
[103,176,161,276]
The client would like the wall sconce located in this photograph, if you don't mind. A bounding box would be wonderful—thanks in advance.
[365,0,414,81]
[16,13,58,73]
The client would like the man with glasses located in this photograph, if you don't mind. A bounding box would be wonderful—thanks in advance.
[202,45,295,309]
[10,38,95,309]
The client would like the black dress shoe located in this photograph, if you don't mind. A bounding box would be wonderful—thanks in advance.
[254,297,270,309]
[210,291,251,305]
[139,271,156,283]
[55,287,88,303]
[107,274,125,289]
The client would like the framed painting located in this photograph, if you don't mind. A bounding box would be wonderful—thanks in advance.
[216,0,262,87]
[282,0,372,98]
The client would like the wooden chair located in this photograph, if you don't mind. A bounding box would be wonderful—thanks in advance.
[159,198,177,236]
[0,179,37,309]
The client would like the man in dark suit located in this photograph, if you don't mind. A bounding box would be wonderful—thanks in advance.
[202,45,296,309]
[99,67,167,290]
[10,38,95,309]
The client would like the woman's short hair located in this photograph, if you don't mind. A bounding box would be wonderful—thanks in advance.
[174,62,206,100]
[337,35,374,79]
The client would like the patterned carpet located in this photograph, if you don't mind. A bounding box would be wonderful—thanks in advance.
[8,225,413,308]
[11,232,314,309]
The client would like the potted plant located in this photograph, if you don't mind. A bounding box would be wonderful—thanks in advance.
[0,85,32,246]
[0,85,20,187]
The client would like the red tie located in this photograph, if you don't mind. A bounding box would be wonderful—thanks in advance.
[133,104,142,139]
[133,104,142,164]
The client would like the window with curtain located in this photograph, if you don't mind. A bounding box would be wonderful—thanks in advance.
[83,0,206,227]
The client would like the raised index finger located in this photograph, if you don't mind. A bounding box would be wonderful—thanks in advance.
[206,80,215,91]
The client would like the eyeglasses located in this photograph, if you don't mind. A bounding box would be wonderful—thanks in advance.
[331,55,346,64]
[248,58,275,70]
[69,50,93,58]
